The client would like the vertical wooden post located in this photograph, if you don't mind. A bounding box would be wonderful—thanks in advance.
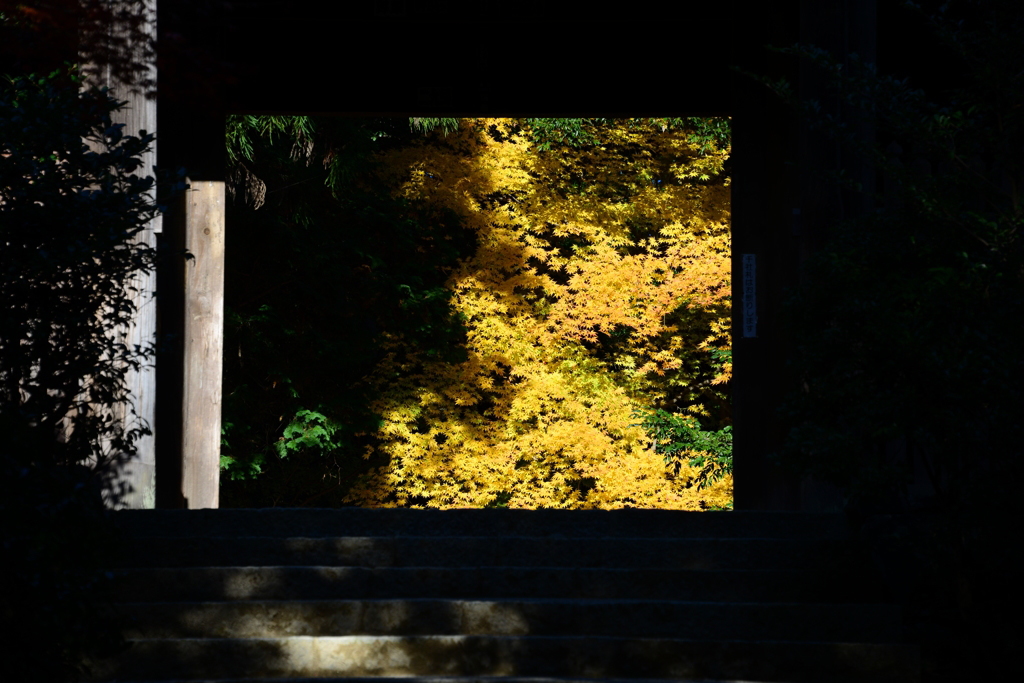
[79,0,160,509]
[791,0,877,512]
[733,1,878,511]
[181,180,225,509]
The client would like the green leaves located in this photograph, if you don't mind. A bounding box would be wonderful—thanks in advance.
[409,117,460,136]
[678,116,732,156]
[630,409,734,491]
[520,117,731,157]
[0,62,175,470]
[275,409,344,458]
[522,118,602,151]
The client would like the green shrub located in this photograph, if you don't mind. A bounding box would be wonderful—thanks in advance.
[1,63,183,682]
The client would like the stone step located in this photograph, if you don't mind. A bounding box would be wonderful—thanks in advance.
[83,635,920,683]
[99,679,803,683]
[108,566,883,603]
[109,510,851,540]
[89,510,916,682]
[108,598,906,643]
[110,536,868,571]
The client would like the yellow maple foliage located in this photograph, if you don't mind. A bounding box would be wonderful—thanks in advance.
[345,118,732,509]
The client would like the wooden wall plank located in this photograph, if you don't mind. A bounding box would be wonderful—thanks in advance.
[78,0,159,508]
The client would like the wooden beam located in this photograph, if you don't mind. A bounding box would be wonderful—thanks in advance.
[181,180,225,509]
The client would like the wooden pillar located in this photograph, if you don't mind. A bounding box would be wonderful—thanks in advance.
[790,0,877,512]
[181,180,225,509]
[79,0,160,509]
[732,0,877,511]
[730,2,801,511]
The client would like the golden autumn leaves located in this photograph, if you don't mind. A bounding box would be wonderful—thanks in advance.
[346,119,732,509]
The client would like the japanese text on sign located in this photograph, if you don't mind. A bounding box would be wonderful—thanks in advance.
[742,254,757,338]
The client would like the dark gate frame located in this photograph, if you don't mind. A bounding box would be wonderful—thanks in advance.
[153,0,879,511]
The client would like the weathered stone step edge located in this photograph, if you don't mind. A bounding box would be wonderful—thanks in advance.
[84,635,920,683]
[103,678,801,683]
[109,509,851,540]
[110,537,870,571]
[100,679,797,683]
[108,598,906,642]
[107,567,884,603]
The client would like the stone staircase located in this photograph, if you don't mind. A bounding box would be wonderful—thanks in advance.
[85,509,920,683]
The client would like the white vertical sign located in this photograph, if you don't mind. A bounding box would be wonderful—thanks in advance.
[742,254,757,338]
